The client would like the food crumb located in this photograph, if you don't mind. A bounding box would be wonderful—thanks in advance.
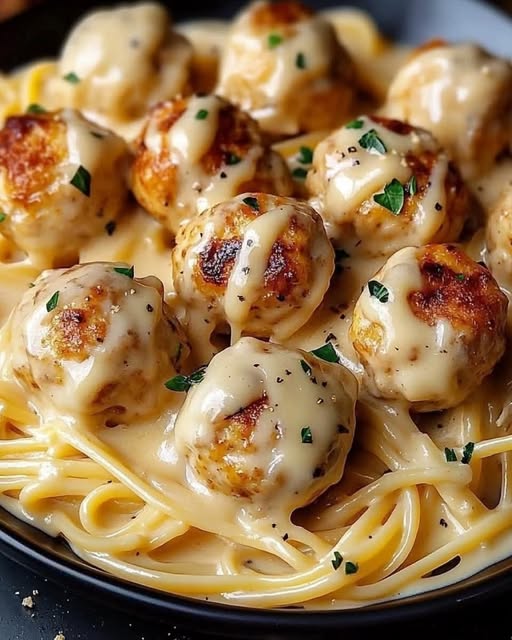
[21,595,34,608]
[54,633,65,640]
[32,589,39,596]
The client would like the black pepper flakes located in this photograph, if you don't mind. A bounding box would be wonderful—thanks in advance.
[146,304,154,312]
[285,369,292,375]
[220,171,227,179]
[440,518,448,528]
[282,533,289,541]
[238,295,245,302]
[435,202,443,211]
[276,377,284,383]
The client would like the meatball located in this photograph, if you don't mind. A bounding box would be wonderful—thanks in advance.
[0,109,130,268]
[131,95,293,234]
[385,43,512,179]
[172,193,334,342]
[174,337,357,512]
[57,3,192,127]
[350,244,507,412]
[307,115,468,256]
[216,0,355,136]
[486,186,512,286]
[9,262,187,422]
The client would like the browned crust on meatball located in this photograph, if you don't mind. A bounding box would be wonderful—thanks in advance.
[0,114,66,205]
[408,244,508,335]
[371,116,415,137]
[194,194,314,300]
[250,1,313,28]
[43,285,110,361]
[202,103,262,174]
[204,395,279,498]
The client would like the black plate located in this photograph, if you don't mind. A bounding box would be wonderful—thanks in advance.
[0,1,511,638]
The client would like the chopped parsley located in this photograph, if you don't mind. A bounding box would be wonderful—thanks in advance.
[310,343,340,364]
[165,365,207,392]
[105,220,116,236]
[114,265,134,278]
[358,129,387,155]
[345,561,358,575]
[242,196,259,210]
[461,442,475,465]
[300,359,312,376]
[444,447,457,462]
[63,71,80,84]
[368,280,389,303]
[0,212,6,223]
[292,167,308,180]
[456,273,465,282]
[298,146,313,165]
[267,33,283,48]
[407,175,417,196]
[195,109,209,120]
[295,52,306,69]
[331,551,343,570]
[373,178,405,215]
[301,426,313,444]
[26,103,46,114]
[345,118,364,130]
[46,291,60,312]
[226,153,241,166]
[70,165,91,197]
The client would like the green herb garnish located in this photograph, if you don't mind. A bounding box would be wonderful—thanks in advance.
[358,129,387,155]
[46,291,60,312]
[345,118,364,129]
[0,213,6,223]
[292,167,308,180]
[63,71,80,84]
[331,551,343,570]
[373,178,405,215]
[70,165,91,197]
[296,52,306,69]
[242,196,259,210]
[301,426,313,444]
[345,561,359,575]
[368,280,389,303]
[165,366,207,392]
[461,442,475,465]
[226,153,241,166]
[195,109,209,120]
[407,175,417,196]
[310,343,340,364]
[26,103,46,114]
[300,359,312,376]
[298,146,313,165]
[114,265,134,278]
[267,33,283,48]
[445,447,457,462]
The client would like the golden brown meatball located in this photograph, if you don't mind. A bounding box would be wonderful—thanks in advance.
[486,186,512,286]
[131,95,293,234]
[56,3,192,129]
[172,193,334,342]
[9,262,187,422]
[216,0,356,136]
[0,109,130,268]
[385,43,512,179]
[350,244,507,412]
[174,337,357,512]
[307,115,468,256]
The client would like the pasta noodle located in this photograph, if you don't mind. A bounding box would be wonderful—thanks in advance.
[0,0,511,612]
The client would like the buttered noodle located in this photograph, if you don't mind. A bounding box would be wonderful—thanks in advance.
[0,0,511,611]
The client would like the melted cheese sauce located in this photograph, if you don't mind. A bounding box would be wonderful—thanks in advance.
[0,0,510,613]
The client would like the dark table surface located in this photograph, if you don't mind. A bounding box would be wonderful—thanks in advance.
[1,549,512,640]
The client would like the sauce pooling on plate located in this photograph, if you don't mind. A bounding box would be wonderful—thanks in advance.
[0,0,511,610]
